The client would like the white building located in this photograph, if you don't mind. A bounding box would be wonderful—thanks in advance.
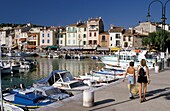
[109,25,124,48]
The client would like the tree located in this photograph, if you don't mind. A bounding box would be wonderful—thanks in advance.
[142,30,170,52]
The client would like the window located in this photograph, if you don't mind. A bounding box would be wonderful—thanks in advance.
[48,33,50,37]
[128,36,131,41]
[111,44,112,46]
[78,34,80,38]
[89,40,92,45]
[90,25,95,29]
[83,34,86,38]
[73,33,75,38]
[68,40,70,44]
[60,35,63,38]
[102,35,105,41]
[73,40,75,44]
[60,40,62,44]
[124,42,128,47]
[42,34,44,37]
[42,39,44,43]
[94,32,96,37]
[83,41,86,45]
[94,40,97,45]
[116,40,120,46]
[47,39,50,43]
[68,33,70,38]
[89,32,92,37]
[116,34,120,39]
[110,36,112,41]
[123,37,126,41]
[84,28,86,31]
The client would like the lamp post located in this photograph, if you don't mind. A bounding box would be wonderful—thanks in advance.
[147,0,170,52]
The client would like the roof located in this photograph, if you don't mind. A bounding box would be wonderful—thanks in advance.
[99,31,109,35]
[109,26,124,32]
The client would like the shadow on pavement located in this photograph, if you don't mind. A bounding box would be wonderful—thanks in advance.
[147,87,170,101]
[94,99,115,106]
[89,99,132,111]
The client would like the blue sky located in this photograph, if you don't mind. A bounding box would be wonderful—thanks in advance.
[0,0,170,30]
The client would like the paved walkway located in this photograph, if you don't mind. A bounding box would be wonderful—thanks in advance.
[35,67,170,111]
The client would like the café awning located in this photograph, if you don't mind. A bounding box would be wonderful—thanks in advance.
[60,46,83,50]
[110,47,120,51]
[27,45,36,49]
[97,47,109,51]
[19,38,26,41]
[47,46,58,49]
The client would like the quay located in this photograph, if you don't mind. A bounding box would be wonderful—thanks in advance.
[35,66,170,111]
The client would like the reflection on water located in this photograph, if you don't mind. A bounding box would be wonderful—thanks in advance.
[2,57,104,89]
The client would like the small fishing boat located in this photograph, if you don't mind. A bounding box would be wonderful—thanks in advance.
[2,88,54,110]
[35,70,90,95]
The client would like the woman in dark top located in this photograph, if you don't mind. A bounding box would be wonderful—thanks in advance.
[137,59,151,103]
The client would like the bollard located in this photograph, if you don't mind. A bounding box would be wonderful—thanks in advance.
[83,89,94,107]
[155,66,159,73]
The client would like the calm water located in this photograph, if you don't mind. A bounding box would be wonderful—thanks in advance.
[1,57,104,90]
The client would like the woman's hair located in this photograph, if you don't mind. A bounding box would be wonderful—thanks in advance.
[129,61,134,66]
[141,59,146,66]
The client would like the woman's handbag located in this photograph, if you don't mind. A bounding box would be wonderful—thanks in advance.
[128,84,139,96]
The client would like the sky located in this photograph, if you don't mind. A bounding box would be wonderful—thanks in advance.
[0,0,170,30]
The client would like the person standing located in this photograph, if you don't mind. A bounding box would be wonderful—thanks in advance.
[123,61,136,99]
[137,59,151,103]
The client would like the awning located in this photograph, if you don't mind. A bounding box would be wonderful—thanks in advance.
[134,49,141,53]
[110,47,120,51]
[19,38,26,41]
[41,45,48,48]
[26,45,36,49]
[60,46,83,50]
[97,47,110,51]
[47,46,58,49]
[83,47,96,50]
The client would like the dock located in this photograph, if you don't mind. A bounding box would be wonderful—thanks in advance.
[35,66,170,111]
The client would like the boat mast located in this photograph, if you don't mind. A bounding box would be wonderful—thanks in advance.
[0,39,4,111]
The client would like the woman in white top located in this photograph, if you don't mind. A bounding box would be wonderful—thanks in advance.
[123,61,136,99]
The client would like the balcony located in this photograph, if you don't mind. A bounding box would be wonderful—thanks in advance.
[88,28,98,31]
[27,37,37,41]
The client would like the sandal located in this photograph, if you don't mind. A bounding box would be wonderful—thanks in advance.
[143,98,146,102]
[140,98,143,103]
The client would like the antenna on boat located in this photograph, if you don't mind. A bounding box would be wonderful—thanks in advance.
[0,38,4,111]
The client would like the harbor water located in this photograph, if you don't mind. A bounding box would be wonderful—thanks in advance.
[1,57,104,90]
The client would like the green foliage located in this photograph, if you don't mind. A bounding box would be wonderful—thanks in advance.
[142,30,170,51]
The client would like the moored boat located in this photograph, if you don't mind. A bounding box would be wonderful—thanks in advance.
[2,89,54,110]
[35,70,90,95]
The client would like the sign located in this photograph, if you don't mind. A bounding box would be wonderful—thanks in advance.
[160,52,165,59]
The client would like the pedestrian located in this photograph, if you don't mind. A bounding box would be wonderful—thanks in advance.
[123,61,136,99]
[137,59,151,103]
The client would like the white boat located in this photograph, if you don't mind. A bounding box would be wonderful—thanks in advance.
[100,50,155,69]
[35,70,90,96]
[28,85,70,100]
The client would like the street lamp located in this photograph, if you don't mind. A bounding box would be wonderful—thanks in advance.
[147,0,170,52]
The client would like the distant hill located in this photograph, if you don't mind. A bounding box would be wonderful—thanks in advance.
[0,23,45,28]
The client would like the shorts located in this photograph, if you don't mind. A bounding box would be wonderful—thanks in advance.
[137,76,148,83]
[127,76,135,84]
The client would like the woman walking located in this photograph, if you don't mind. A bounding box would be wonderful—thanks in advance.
[123,61,136,99]
[137,59,151,103]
